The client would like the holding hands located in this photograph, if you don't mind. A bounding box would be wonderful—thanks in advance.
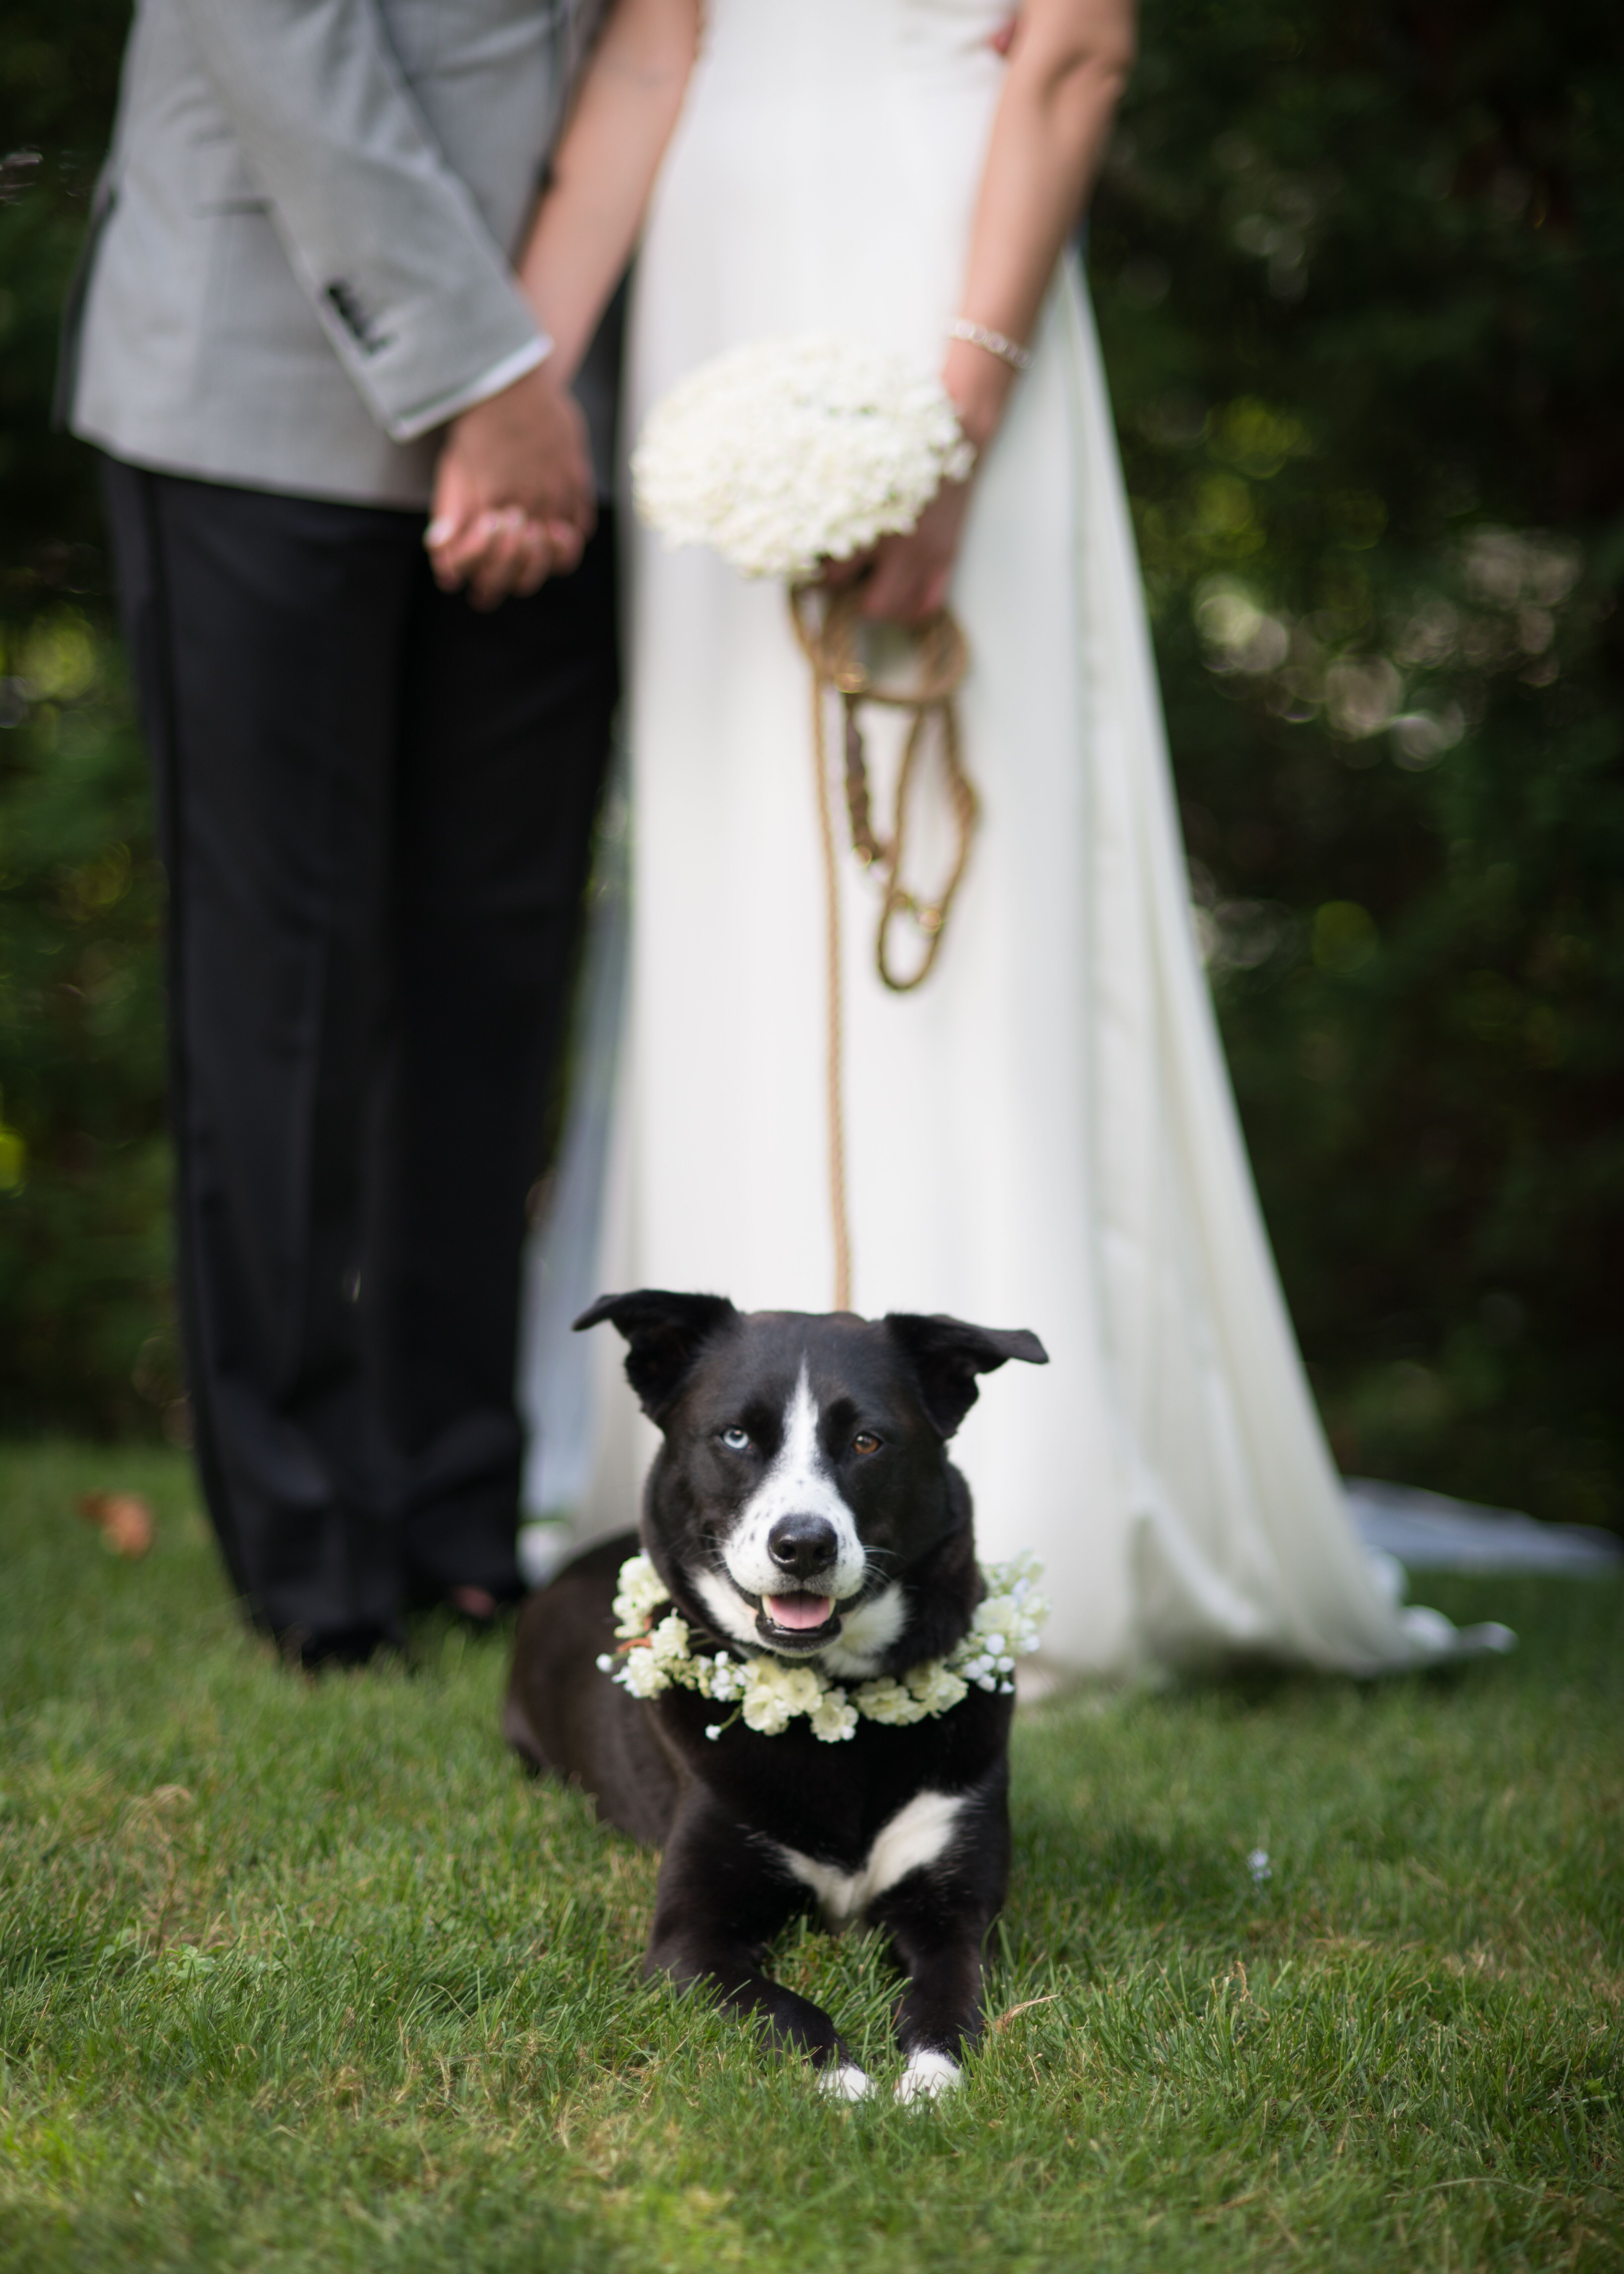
[425,359,595,609]
[426,0,701,609]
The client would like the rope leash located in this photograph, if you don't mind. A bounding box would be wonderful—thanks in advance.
[804,611,854,1312]
[788,583,978,1309]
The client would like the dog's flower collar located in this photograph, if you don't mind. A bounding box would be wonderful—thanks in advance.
[596,1551,1049,1743]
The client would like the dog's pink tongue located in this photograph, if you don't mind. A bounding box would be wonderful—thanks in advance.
[765,1593,832,1631]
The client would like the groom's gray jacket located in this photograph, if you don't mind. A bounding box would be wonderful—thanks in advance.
[67,0,611,508]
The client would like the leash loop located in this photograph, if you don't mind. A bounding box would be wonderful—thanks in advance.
[791,584,978,993]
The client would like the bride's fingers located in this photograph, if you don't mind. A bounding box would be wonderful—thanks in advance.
[821,548,876,591]
[424,464,482,582]
[541,519,585,576]
[859,543,944,624]
[453,514,575,605]
[511,520,554,598]
[857,479,971,621]
[468,510,536,610]
[435,506,560,606]
[863,573,949,625]
[426,518,484,591]
[474,533,536,609]
[430,507,510,590]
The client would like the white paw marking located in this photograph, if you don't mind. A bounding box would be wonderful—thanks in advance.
[776,1788,965,1928]
[818,2062,873,2102]
[895,2049,962,2104]
[722,1365,868,1606]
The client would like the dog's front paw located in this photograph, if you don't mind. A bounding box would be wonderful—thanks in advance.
[817,2061,874,2102]
[895,2049,961,2104]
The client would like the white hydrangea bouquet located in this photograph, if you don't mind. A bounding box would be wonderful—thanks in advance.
[597,1550,1049,1744]
[631,333,974,580]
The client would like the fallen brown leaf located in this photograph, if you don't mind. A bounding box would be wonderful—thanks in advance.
[78,1490,155,1558]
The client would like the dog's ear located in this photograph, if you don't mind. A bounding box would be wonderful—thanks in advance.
[883,1312,1049,1438]
[574,1289,740,1420]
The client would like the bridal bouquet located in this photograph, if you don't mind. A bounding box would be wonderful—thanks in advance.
[632,333,973,579]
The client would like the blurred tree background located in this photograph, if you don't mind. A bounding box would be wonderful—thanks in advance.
[1,2,1620,1527]
[1090,0,1623,1534]
[0,0,176,1440]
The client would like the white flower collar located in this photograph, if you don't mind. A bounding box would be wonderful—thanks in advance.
[596,1550,1048,1744]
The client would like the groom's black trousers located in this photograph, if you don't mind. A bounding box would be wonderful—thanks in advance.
[101,459,618,1652]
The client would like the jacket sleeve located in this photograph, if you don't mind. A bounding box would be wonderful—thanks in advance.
[174,0,551,441]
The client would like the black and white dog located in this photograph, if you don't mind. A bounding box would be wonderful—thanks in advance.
[504,1290,1047,2101]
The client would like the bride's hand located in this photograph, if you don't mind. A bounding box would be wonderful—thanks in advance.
[828,338,1007,624]
[428,504,567,610]
[827,474,976,625]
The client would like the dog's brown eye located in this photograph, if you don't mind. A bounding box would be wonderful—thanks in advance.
[852,1431,881,1455]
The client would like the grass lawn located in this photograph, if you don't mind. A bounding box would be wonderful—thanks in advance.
[1,1441,1620,2272]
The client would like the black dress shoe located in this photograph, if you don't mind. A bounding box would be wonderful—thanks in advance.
[403,1575,526,1628]
[283,1621,406,1673]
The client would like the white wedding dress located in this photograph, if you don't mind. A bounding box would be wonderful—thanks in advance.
[524,0,1498,1677]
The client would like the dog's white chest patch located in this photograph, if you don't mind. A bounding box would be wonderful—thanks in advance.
[776,1789,965,1926]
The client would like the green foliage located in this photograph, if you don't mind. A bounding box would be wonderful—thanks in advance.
[1,1,1620,1529]
[1091,0,1624,1527]
[0,0,127,567]
[1,0,170,1432]
[1,1443,1620,2269]
[0,627,172,1433]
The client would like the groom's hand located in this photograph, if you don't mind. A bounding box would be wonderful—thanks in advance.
[427,359,596,608]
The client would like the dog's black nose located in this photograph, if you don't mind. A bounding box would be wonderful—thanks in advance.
[766,1514,838,1578]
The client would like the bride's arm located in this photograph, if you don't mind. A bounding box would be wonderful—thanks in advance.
[857,0,1137,623]
[514,0,702,380]
[429,0,699,604]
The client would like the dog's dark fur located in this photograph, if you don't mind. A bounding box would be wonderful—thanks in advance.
[504,1292,1046,2097]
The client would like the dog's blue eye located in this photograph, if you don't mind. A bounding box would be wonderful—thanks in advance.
[720,1427,751,1453]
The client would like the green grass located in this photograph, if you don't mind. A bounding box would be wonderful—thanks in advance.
[1,1442,1620,2272]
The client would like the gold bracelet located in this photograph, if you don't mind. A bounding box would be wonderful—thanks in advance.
[946,317,1032,373]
